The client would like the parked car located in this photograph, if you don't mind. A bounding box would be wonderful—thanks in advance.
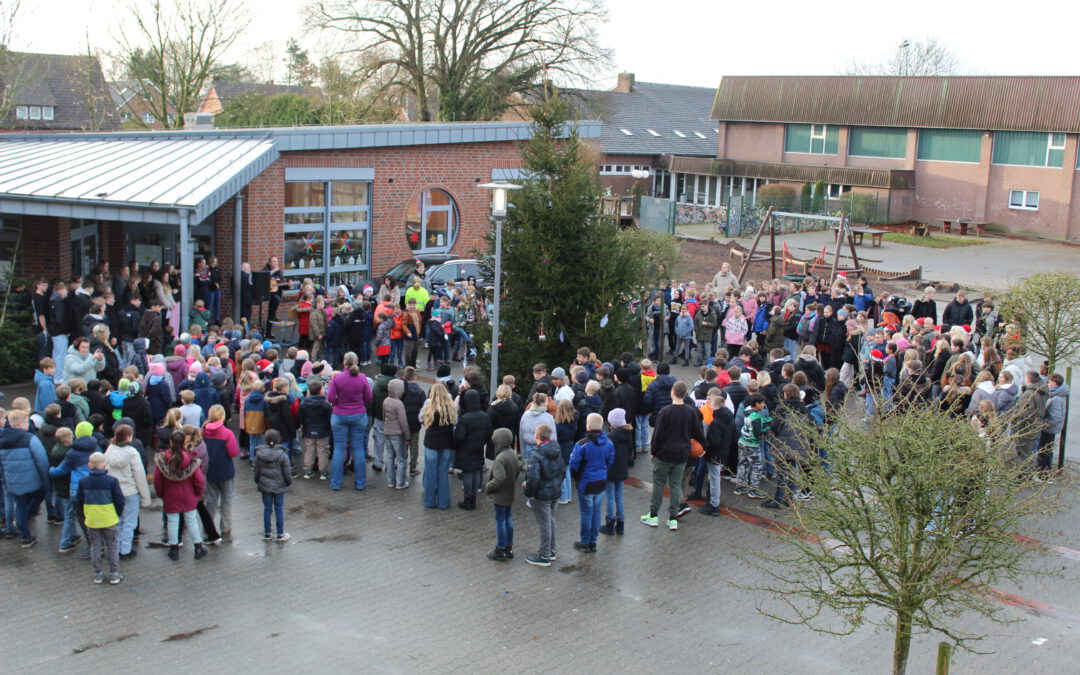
[382,256,489,293]
[382,254,457,288]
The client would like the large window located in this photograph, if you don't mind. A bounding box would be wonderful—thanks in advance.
[284,179,371,286]
[406,189,458,253]
[1008,190,1039,210]
[917,129,982,163]
[785,123,839,155]
[848,126,907,158]
[992,131,1065,167]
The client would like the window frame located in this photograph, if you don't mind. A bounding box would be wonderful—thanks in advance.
[1008,189,1039,210]
[283,179,372,285]
[406,188,459,254]
[916,129,983,163]
[786,123,838,155]
[15,105,27,120]
[42,106,54,121]
[993,131,1066,168]
[848,126,908,159]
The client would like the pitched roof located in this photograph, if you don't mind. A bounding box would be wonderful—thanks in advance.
[572,81,717,156]
[0,52,119,131]
[712,75,1080,134]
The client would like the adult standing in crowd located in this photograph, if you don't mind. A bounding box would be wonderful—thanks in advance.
[327,352,373,492]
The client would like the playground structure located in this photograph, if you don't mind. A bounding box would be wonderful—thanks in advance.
[732,208,922,283]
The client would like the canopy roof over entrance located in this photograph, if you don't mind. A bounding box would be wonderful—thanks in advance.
[0,134,277,225]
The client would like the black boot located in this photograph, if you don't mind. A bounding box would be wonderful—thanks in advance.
[504,545,513,560]
[615,519,625,535]
[167,545,179,561]
[599,517,615,536]
[194,543,208,560]
[487,548,508,562]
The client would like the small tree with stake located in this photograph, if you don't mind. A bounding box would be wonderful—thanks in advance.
[740,403,1060,675]
[999,271,1080,373]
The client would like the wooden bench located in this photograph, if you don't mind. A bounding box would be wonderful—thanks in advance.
[834,226,886,247]
[940,219,987,237]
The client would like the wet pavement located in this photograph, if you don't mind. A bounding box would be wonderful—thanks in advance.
[2,360,1079,672]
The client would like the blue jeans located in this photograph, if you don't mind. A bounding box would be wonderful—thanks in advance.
[494,504,514,549]
[248,433,264,456]
[390,338,403,365]
[370,418,386,468]
[784,338,798,359]
[207,289,221,324]
[560,467,572,503]
[166,510,202,544]
[578,491,603,545]
[635,415,650,449]
[360,336,372,363]
[59,497,81,548]
[51,334,68,383]
[422,448,453,509]
[13,490,44,540]
[262,492,285,535]
[604,480,624,521]
[330,412,369,490]
[707,461,723,507]
[384,434,407,488]
[118,494,140,554]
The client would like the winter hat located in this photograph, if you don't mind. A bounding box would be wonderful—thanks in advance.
[127,381,141,396]
[362,284,374,296]
[896,336,910,352]
[149,362,165,377]
[262,340,273,351]
[189,361,203,374]
[436,364,451,378]
[179,333,191,345]
[257,359,272,372]
[961,324,972,333]
[871,349,885,360]
[75,421,94,438]
[174,344,187,356]
[575,369,590,385]
[551,367,567,380]
[837,309,848,319]
[607,407,627,428]
[133,337,149,351]
[301,360,314,378]
[118,378,131,393]
[296,350,309,361]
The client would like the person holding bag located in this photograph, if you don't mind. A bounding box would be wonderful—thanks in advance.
[568,413,614,554]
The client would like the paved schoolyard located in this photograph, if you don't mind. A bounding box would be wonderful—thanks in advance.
[2,360,1079,673]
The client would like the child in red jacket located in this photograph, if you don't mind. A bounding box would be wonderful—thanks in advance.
[153,431,207,561]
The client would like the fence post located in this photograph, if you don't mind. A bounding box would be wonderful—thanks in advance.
[936,641,951,675]
[1058,366,1072,470]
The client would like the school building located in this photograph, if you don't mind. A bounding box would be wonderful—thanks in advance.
[0,120,598,327]
[660,75,1080,240]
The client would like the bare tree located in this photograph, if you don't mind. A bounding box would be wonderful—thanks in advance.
[113,0,249,129]
[0,0,26,121]
[843,37,961,77]
[306,0,612,122]
[1000,271,1080,372]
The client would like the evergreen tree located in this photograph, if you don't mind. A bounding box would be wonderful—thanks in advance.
[810,180,826,212]
[474,92,678,382]
[800,182,812,212]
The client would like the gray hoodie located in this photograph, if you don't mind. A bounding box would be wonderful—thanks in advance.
[382,379,410,439]
[518,404,555,457]
[1044,383,1070,435]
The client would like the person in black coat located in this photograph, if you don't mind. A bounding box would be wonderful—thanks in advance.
[120,382,154,450]
[605,368,640,427]
[765,386,815,508]
[699,390,735,516]
[453,389,491,510]
[794,350,826,392]
[487,386,522,450]
[941,291,974,332]
[401,371,427,474]
[599,407,634,535]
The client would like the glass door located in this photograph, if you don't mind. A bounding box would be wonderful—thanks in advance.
[70,220,99,277]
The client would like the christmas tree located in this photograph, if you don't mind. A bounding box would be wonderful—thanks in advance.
[474,91,679,383]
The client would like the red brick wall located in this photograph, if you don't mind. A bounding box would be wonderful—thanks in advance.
[22,216,68,282]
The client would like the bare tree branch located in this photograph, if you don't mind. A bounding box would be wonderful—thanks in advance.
[842,37,962,77]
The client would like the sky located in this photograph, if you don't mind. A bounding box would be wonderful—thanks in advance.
[10,0,1080,89]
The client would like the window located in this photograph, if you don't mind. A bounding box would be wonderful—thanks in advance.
[848,126,907,158]
[646,129,660,136]
[599,164,650,176]
[28,106,41,120]
[1008,190,1039,210]
[284,179,371,284]
[827,184,851,199]
[406,188,458,253]
[917,129,982,163]
[15,106,27,119]
[673,130,687,138]
[785,123,838,154]
[992,131,1065,168]
[142,112,154,124]
[42,106,54,120]
[619,128,634,136]
[693,131,707,139]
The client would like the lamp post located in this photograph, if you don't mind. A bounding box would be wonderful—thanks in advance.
[480,182,522,398]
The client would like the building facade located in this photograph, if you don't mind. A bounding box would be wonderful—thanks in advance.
[680,75,1080,240]
[0,121,598,327]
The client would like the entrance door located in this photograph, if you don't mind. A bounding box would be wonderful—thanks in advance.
[70,221,99,277]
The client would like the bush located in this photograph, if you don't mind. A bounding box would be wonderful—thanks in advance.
[800,182,812,211]
[839,191,880,224]
[810,180,825,212]
[756,184,796,211]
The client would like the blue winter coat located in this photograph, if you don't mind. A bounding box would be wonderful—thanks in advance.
[0,427,50,495]
[146,375,173,422]
[643,374,676,419]
[191,373,220,416]
[34,370,57,413]
[568,430,615,494]
[49,437,98,497]
[675,315,695,340]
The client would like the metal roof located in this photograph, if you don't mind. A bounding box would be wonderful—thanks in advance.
[0,135,278,225]
[712,76,1080,133]
[661,155,915,190]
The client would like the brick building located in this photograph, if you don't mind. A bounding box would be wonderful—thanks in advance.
[0,120,599,327]
[664,75,1080,240]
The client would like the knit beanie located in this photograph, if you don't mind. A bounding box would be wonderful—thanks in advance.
[75,421,94,438]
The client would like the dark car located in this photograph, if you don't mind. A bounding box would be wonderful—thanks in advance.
[382,256,489,293]
[382,254,457,288]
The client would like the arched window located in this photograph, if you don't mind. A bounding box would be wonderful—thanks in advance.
[406,188,458,252]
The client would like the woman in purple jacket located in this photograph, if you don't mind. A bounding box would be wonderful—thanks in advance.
[327,352,373,491]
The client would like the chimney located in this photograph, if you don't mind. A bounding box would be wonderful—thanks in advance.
[184,112,215,131]
[615,72,635,93]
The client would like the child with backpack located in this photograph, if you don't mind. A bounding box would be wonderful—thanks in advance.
[73,452,126,584]
[253,429,292,542]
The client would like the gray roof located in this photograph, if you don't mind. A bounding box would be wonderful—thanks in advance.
[568,81,718,157]
[0,120,599,223]
[1,52,119,131]
[0,135,277,225]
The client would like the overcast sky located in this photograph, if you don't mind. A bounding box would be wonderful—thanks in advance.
[11,0,1080,88]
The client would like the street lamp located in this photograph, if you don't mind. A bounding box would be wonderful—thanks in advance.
[480,182,522,397]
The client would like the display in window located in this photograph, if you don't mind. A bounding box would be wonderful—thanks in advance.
[284,231,323,271]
